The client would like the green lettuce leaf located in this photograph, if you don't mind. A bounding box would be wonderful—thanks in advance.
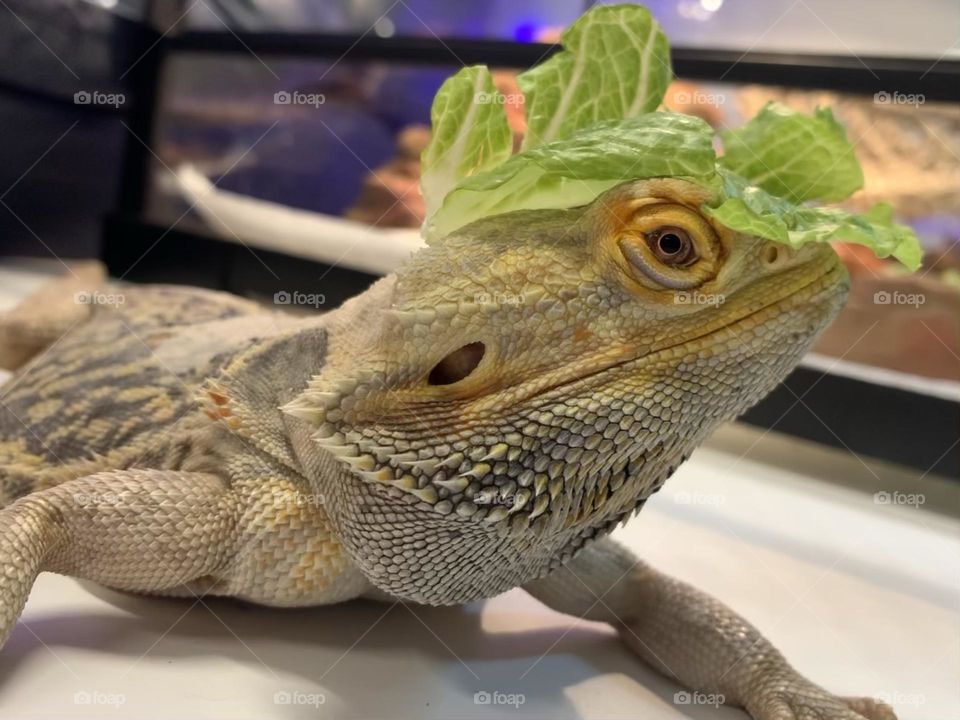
[418,5,923,271]
[788,203,922,271]
[419,66,513,221]
[426,113,718,240]
[705,171,922,270]
[518,3,671,150]
[719,102,864,203]
[705,197,790,244]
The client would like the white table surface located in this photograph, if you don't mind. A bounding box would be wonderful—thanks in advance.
[0,261,957,720]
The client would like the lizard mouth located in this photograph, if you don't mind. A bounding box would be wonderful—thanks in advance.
[479,256,848,411]
[632,257,846,364]
[620,257,847,369]
[696,256,848,344]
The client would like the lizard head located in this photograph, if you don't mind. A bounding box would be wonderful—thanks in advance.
[285,177,848,602]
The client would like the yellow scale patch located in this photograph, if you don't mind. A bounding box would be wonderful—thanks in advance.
[34,369,187,453]
[237,477,352,603]
[35,386,114,430]
[23,355,150,400]
[0,438,45,471]
[24,397,65,425]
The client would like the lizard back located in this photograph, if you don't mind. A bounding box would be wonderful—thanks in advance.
[0,284,268,503]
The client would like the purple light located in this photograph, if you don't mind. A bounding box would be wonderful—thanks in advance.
[513,22,537,43]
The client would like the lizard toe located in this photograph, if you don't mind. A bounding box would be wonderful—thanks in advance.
[841,696,898,720]
[748,682,898,720]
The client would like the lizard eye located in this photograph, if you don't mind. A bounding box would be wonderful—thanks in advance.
[646,226,696,265]
[617,203,720,290]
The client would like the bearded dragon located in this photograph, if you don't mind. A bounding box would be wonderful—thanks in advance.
[0,175,902,719]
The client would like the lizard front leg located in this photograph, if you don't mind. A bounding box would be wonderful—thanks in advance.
[0,469,237,648]
[525,538,896,720]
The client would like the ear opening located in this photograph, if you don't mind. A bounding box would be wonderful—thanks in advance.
[428,342,485,386]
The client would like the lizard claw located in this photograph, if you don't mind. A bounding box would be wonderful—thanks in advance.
[746,682,899,720]
[840,696,898,720]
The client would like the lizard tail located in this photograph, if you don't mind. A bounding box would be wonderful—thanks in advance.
[0,260,106,371]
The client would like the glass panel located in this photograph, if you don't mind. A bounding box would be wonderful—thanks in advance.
[668,80,960,383]
[182,0,960,60]
[147,52,959,383]
[148,54,486,233]
[638,0,959,60]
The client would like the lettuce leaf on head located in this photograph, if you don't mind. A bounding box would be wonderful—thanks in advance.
[428,113,718,239]
[518,3,671,150]
[419,66,513,222]
[719,103,864,203]
[707,119,921,270]
[419,3,671,231]
[419,3,922,270]
[706,180,922,271]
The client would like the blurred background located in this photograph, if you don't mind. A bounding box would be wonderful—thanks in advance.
[0,0,957,475]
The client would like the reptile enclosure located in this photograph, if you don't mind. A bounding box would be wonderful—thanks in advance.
[0,1,955,477]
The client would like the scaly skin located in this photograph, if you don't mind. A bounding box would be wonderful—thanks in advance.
[0,178,896,719]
